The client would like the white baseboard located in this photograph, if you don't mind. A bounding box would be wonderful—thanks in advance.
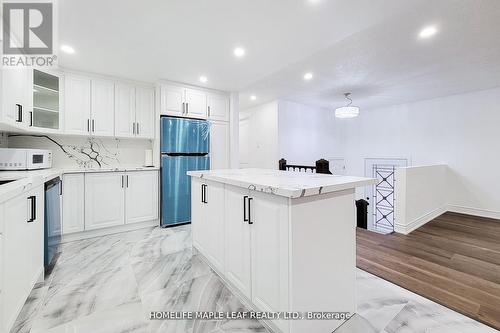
[394,205,448,235]
[394,204,500,235]
[61,220,159,243]
[447,205,500,220]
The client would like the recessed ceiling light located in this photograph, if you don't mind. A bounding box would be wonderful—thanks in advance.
[233,47,246,58]
[250,95,257,101]
[303,72,313,81]
[418,25,438,39]
[60,44,75,54]
[199,76,208,83]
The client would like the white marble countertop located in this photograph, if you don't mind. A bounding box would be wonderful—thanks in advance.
[0,166,159,203]
[187,168,376,198]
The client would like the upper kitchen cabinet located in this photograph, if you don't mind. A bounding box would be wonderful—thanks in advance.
[184,88,207,119]
[115,83,136,138]
[161,85,185,117]
[207,93,230,121]
[135,86,155,139]
[91,79,115,137]
[64,74,91,135]
[1,68,31,130]
[115,84,155,139]
[160,84,208,119]
[30,69,63,132]
[65,74,115,137]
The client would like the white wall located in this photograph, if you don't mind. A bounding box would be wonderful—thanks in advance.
[239,101,279,169]
[336,86,500,219]
[240,100,339,169]
[8,135,152,169]
[394,165,449,234]
[278,101,338,165]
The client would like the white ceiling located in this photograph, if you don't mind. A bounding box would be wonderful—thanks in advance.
[58,0,500,110]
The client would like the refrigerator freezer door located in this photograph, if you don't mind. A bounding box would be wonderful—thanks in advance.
[160,117,210,153]
[161,154,209,226]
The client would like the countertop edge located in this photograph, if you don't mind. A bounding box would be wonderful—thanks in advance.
[0,166,159,204]
[187,170,376,198]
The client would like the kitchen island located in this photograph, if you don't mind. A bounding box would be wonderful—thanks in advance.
[187,168,375,333]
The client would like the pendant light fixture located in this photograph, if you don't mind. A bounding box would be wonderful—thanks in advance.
[335,93,360,118]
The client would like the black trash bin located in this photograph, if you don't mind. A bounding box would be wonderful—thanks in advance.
[356,199,369,229]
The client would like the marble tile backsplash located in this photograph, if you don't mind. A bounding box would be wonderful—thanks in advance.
[7,134,153,169]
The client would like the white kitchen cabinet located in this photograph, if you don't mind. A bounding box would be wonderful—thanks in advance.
[115,84,154,139]
[125,170,159,224]
[30,69,63,132]
[184,88,207,119]
[114,83,136,138]
[161,85,185,116]
[160,85,208,119]
[1,68,31,129]
[62,173,85,234]
[191,178,225,272]
[207,93,229,121]
[189,171,361,333]
[135,86,155,139]
[64,74,92,135]
[224,186,252,298]
[210,121,230,169]
[91,79,115,137]
[250,191,289,326]
[85,172,125,230]
[1,184,43,333]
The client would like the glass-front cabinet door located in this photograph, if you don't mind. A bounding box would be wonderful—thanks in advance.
[32,69,61,130]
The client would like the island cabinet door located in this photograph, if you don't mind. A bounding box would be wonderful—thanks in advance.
[224,186,252,298]
[191,178,207,253]
[192,179,225,272]
[203,180,225,272]
[250,191,290,332]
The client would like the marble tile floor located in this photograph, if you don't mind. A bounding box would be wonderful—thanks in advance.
[10,225,499,333]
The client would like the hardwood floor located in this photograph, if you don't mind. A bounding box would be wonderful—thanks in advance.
[356,212,500,330]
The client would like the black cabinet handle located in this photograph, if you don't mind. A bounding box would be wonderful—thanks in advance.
[60,180,63,195]
[126,175,129,188]
[16,104,23,122]
[137,123,140,135]
[201,184,208,203]
[248,197,253,224]
[27,196,36,222]
[29,111,33,126]
[87,119,90,132]
[92,119,95,132]
[243,196,248,222]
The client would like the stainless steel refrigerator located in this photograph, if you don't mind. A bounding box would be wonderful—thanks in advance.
[160,116,210,227]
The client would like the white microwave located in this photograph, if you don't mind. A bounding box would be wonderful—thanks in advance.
[0,148,52,170]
